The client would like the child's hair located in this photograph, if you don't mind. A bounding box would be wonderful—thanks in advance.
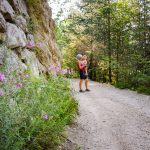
[83,55,87,59]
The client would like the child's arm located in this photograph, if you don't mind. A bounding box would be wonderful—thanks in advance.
[78,61,86,70]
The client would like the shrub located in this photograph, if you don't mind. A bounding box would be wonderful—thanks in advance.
[0,73,77,150]
[115,73,150,95]
[137,86,150,95]
[115,82,132,89]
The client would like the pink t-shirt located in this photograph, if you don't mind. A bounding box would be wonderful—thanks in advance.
[78,60,86,71]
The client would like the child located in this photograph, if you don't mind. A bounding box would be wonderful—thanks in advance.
[82,55,88,76]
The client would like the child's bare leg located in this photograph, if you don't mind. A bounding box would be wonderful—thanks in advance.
[79,79,83,90]
[85,79,89,89]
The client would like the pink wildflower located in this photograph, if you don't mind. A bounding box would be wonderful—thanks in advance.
[57,63,61,67]
[26,41,35,49]
[0,73,5,81]
[16,83,22,88]
[55,66,60,72]
[61,69,68,75]
[24,74,29,78]
[49,65,56,71]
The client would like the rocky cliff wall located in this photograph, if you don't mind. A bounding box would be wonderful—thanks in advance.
[0,0,61,77]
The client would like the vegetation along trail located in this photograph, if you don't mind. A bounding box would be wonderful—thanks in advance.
[65,79,150,150]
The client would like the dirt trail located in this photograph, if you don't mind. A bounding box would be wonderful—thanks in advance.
[62,79,150,150]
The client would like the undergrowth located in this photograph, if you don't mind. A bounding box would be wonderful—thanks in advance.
[115,73,150,95]
[0,73,77,150]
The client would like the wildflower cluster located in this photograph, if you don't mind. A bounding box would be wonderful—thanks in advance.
[49,64,71,75]
[0,71,77,150]
[0,72,30,97]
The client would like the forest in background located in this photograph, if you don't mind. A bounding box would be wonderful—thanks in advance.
[56,0,150,94]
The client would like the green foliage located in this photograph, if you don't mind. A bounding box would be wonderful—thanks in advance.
[51,0,150,94]
[137,86,150,95]
[115,82,133,89]
[55,21,70,50]
[27,18,35,33]
[75,147,81,150]
[26,0,43,27]
[115,73,150,94]
[58,0,150,94]
[0,74,77,150]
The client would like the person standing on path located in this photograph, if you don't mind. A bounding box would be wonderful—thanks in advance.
[76,54,90,92]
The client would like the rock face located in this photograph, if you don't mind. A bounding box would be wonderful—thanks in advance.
[6,22,27,48]
[21,49,41,77]
[0,0,15,22]
[0,12,6,32]
[0,0,61,77]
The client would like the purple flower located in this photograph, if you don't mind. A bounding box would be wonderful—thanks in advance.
[0,90,4,96]
[0,73,5,81]
[49,65,56,71]
[16,83,22,88]
[61,69,68,75]
[24,74,29,78]
[55,66,60,72]
[57,63,61,68]
[26,41,35,49]
[42,113,49,120]
[49,65,61,73]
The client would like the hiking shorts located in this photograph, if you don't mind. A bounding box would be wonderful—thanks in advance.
[79,70,87,80]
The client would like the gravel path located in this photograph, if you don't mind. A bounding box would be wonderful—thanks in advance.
[63,79,150,150]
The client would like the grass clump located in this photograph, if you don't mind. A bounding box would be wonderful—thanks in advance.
[0,73,77,150]
[27,18,35,33]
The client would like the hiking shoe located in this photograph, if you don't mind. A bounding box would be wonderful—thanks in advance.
[85,89,90,92]
[79,90,84,93]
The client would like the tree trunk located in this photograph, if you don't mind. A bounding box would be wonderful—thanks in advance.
[107,0,112,82]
